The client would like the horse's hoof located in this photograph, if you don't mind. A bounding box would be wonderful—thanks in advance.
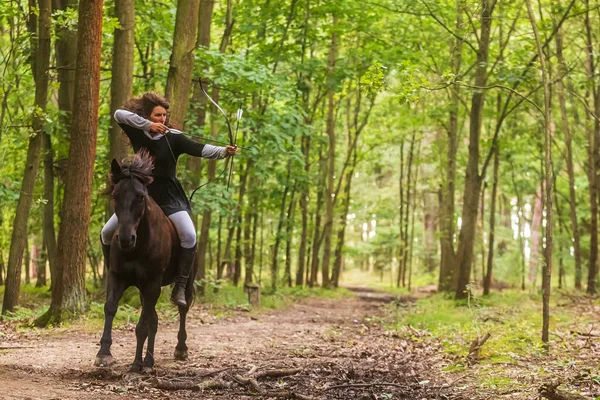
[174,349,188,361]
[143,356,154,369]
[129,362,144,373]
[94,355,114,367]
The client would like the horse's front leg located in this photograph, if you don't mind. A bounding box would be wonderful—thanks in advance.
[130,283,161,372]
[174,279,194,361]
[95,273,128,367]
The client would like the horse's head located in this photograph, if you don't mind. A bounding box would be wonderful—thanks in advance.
[110,152,154,251]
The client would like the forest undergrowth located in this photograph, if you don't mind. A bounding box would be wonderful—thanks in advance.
[388,288,600,399]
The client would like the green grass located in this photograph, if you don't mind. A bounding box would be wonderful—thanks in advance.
[389,290,588,362]
[480,376,519,390]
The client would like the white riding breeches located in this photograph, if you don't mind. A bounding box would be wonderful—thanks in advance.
[100,210,196,249]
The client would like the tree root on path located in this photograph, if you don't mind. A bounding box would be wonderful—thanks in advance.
[146,366,312,399]
[234,366,314,400]
[539,382,592,400]
[324,382,410,391]
[148,377,230,391]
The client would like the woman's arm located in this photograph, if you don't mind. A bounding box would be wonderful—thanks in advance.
[171,131,228,159]
[114,109,153,131]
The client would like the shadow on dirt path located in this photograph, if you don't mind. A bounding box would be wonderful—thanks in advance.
[0,288,468,399]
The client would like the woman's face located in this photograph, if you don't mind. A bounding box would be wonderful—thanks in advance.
[149,106,167,124]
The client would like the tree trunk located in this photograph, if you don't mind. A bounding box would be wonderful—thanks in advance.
[105,0,135,234]
[0,253,5,285]
[109,0,134,164]
[478,181,486,286]
[296,135,310,286]
[187,0,215,293]
[295,0,312,287]
[438,0,463,292]
[554,176,566,289]
[2,0,51,314]
[321,14,338,289]
[284,184,297,287]
[165,0,200,125]
[24,241,31,286]
[271,162,292,290]
[48,0,76,293]
[195,0,231,290]
[216,215,232,281]
[526,0,553,346]
[258,210,264,285]
[42,116,57,289]
[234,161,252,286]
[584,2,599,295]
[407,140,422,291]
[454,0,493,300]
[248,210,259,285]
[35,0,103,325]
[529,183,543,285]
[244,180,258,285]
[36,241,47,287]
[401,134,416,287]
[483,144,499,295]
[554,17,581,290]
[54,0,78,116]
[309,152,325,287]
[398,141,405,287]
[423,192,438,274]
[332,149,356,288]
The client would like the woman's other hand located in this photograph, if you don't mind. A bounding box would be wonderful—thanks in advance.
[225,145,239,156]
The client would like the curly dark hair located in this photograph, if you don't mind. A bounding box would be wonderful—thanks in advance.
[123,92,170,119]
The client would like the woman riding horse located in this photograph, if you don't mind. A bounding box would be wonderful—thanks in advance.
[101,92,238,307]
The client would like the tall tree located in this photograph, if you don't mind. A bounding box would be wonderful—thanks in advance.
[321,14,338,288]
[46,0,78,292]
[109,0,135,163]
[2,0,51,314]
[525,0,553,347]
[454,0,493,300]
[195,0,232,291]
[483,144,499,295]
[165,0,200,125]
[188,0,215,294]
[295,0,312,287]
[583,1,599,294]
[554,10,581,289]
[438,0,463,292]
[35,0,104,325]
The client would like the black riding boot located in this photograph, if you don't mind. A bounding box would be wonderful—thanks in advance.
[171,245,197,307]
[101,236,111,272]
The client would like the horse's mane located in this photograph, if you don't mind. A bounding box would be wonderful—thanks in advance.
[111,151,154,187]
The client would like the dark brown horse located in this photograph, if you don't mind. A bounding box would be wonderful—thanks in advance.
[95,152,195,372]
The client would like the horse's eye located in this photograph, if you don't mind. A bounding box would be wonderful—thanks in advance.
[138,195,145,202]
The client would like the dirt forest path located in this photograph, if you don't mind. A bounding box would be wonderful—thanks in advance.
[0,289,468,400]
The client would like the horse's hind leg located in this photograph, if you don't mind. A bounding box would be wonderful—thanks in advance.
[95,273,128,367]
[131,283,161,372]
[174,280,193,361]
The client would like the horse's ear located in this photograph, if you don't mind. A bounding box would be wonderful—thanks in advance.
[111,159,121,176]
